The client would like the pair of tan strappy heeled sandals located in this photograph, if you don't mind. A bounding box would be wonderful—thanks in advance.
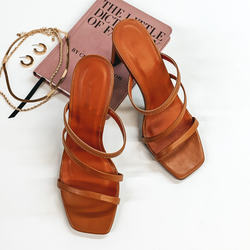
[57,19,205,234]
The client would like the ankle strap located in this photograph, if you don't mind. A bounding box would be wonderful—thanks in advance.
[127,53,181,116]
[63,103,126,158]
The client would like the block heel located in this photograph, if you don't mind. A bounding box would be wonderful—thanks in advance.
[111,43,121,66]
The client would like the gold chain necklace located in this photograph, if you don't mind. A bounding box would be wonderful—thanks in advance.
[0,27,70,111]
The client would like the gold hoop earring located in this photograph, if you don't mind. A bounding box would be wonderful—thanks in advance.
[20,55,34,68]
[33,43,47,55]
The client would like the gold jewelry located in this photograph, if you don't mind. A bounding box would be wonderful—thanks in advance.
[20,55,34,67]
[0,28,69,111]
[33,43,47,55]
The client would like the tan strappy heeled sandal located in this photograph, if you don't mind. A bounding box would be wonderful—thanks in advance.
[57,55,126,234]
[111,19,204,179]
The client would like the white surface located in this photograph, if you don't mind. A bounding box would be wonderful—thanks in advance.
[0,0,249,249]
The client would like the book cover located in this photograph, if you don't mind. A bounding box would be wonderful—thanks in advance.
[34,0,172,110]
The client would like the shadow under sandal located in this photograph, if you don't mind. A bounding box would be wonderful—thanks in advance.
[111,19,204,180]
[57,55,126,234]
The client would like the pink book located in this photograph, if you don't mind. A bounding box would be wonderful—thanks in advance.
[34,0,172,110]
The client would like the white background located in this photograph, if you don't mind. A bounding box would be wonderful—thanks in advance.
[0,0,249,249]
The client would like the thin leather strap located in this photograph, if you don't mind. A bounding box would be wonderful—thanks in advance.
[142,74,187,143]
[62,129,123,182]
[57,179,120,205]
[154,118,199,161]
[127,53,181,116]
[64,103,126,158]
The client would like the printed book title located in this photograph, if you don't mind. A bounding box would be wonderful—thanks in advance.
[87,0,167,45]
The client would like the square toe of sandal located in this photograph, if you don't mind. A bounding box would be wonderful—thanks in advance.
[159,131,205,180]
[61,191,117,234]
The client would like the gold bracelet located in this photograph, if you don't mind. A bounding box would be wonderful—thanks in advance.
[0,27,69,111]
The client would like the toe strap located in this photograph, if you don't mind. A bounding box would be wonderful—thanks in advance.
[57,179,120,205]
[154,118,199,161]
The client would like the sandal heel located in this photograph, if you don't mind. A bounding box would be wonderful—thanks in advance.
[111,43,121,66]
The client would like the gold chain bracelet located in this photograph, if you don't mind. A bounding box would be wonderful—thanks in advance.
[0,27,70,112]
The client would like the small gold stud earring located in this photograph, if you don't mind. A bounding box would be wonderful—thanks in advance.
[20,55,34,68]
[33,43,47,55]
